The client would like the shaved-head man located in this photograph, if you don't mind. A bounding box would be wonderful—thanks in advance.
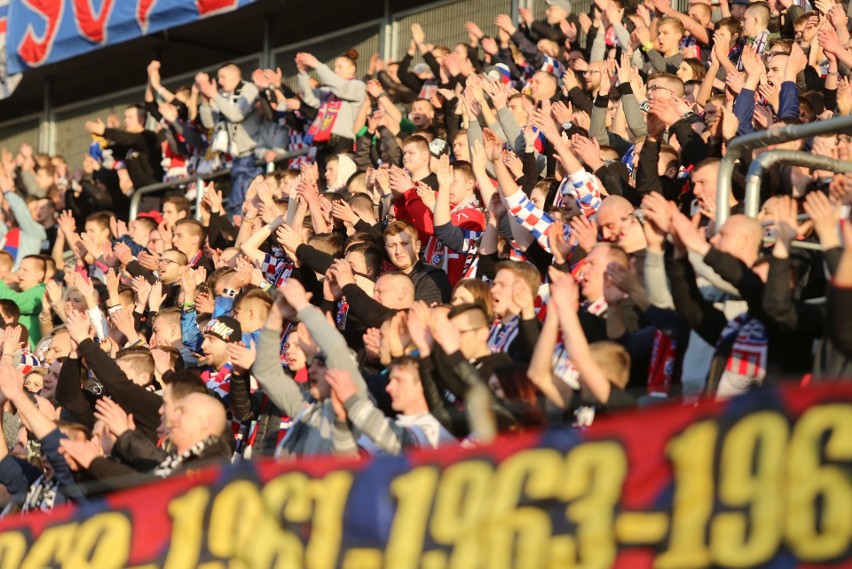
[596,196,647,254]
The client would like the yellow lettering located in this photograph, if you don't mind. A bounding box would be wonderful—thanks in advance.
[247,472,310,568]
[711,411,787,566]
[21,522,77,569]
[559,441,626,569]
[656,420,717,569]
[63,513,131,569]
[207,480,265,564]
[0,531,27,569]
[429,460,493,569]
[386,466,439,568]
[785,404,852,560]
[487,449,562,569]
[164,486,210,569]
[305,471,353,569]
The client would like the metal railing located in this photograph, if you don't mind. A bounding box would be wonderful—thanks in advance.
[717,114,852,227]
[128,148,310,221]
[746,149,852,251]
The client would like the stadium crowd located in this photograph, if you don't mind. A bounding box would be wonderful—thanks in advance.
[0,0,849,515]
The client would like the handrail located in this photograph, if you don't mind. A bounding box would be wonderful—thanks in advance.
[744,150,852,253]
[744,150,852,217]
[128,148,310,220]
[717,114,852,228]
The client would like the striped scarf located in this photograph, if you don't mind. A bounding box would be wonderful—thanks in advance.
[717,314,768,391]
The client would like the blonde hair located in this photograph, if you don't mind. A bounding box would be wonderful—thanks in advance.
[589,341,631,389]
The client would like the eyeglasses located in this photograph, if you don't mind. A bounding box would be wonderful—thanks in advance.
[648,85,676,94]
[582,70,601,76]
[157,258,180,266]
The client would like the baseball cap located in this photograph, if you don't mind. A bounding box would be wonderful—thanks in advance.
[137,210,163,225]
[203,316,242,343]
[546,0,573,15]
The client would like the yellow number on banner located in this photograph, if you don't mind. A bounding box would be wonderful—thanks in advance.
[656,420,717,569]
[711,411,787,567]
[64,513,131,569]
[487,449,562,569]
[429,460,493,569]
[305,472,353,569]
[785,404,852,561]
[560,442,626,569]
[207,480,265,562]
[20,522,77,569]
[249,473,311,569]
[385,466,439,569]
[164,486,211,569]
[0,531,26,569]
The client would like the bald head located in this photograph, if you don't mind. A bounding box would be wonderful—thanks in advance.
[170,392,227,453]
[712,214,764,266]
[217,64,242,93]
[597,195,646,252]
[374,273,415,309]
[599,195,634,216]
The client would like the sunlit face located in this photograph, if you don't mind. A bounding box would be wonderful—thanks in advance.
[529,72,556,102]
[647,79,679,102]
[384,231,419,272]
[490,269,518,317]
[577,245,609,301]
[448,171,474,205]
[172,225,199,255]
[217,67,241,93]
[17,258,45,291]
[156,250,185,284]
[147,230,165,254]
[766,54,787,88]
[24,373,43,394]
[687,5,709,25]
[656,23,683,54]
[676,61,694,82]
[151,317,177,346]
[386,365,423,413]
[584,62,604,91]
[373,275,403,307]
[325,160,339,188]
[46,332,71,364]
[410,100,434,128]
[28,199,54,224]
[42,361,62,401]
[506,100,527,131]
[452,133,470,161]
[451,285,475,305]
[84,220,110,246]
[334,57,355,79]
[283,340,306,371]
[402,143,429,174]
[12,427,28,459]
[545,4,569,25]
[201,335,229,369]
[128,219,153,246]
[692,164,719,212]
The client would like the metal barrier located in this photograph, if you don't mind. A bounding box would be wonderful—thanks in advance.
[717,114,852,228]
[128,148,310,221]
[746,150,852,252]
